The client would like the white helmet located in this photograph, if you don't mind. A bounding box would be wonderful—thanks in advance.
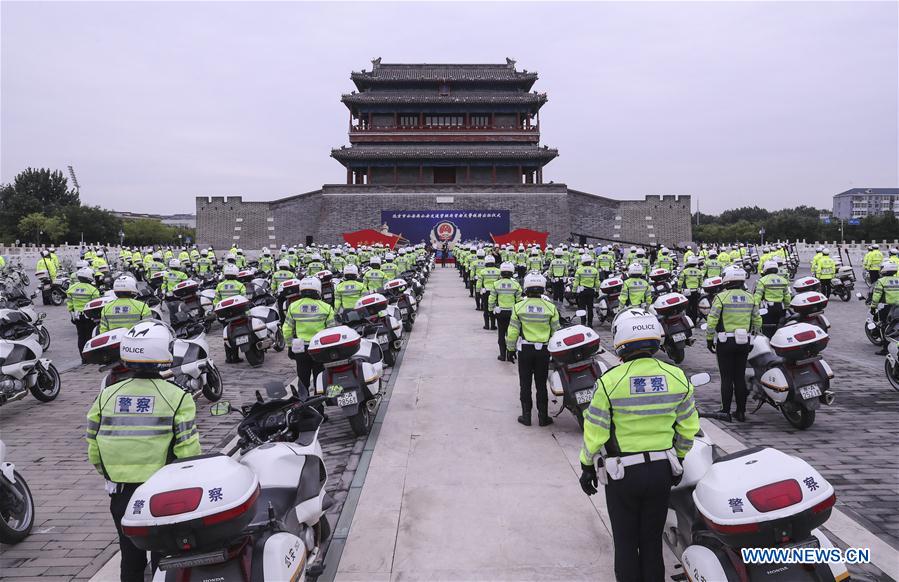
[277,259,290,269]
[385,253,395,261]
[523,273,546,293]
[580,254,593,265]
[370,256,382,267]
[686,257,699,267]
[881,261,898,275]
[262,247,271,256]
[169,259,181,269]
[500,261,515,274]
[76,259,89,269]
[554,248,564,257]
[627,263,644,276]
[722,267,747,284]
[120,321,173,370]
[76,267,94,282]
[344,264,359,277]
[822,248,830,256]
[223,264,239,277]
[612,308,662,358]
[762,260,778,274]
[113,275,138,296]
[299,276,322,296]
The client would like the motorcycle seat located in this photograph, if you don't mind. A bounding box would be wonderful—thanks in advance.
[753,351,783,369]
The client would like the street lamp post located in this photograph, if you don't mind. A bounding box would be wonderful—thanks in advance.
[119,230,125,246]
[759,227,766,246]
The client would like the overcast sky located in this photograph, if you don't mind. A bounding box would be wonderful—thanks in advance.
[2,1,896,215]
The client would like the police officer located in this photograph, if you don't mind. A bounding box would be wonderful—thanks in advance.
[578,309,699,582]
[619,264,650,310]
[753,260,789,338]
[363,256,387,293]
[506,273,560,426]
[870,261,899,355]
[477,255,502,330]
[86,321,200,582]
[67,267,100,354]
[489,262,522,361]
[335,265,365,313]
[35,250,57,280]
[214,264,246,305]
[677,256,703,321]
[706,267,761,422]
[99,276,152,334]
[864,244,883,284]
[282,277,336,396]
[546,248,568,303]
[573,254,600,327]
[813,248,836,297]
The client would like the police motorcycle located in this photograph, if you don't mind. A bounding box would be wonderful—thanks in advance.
[399,268,425,302]
[123,383,333,582]
[383,278,417,332]
[341,294,403,367]
[650,292,694,364]
[829,265,855,302]
[857,272,899,346]
[167,279,206,324]
[595,276,624,325]
[34,269,67,306]
[780,292,831,333]
[214,294,283,367]
[168,312,224,402]
[696,276,724,322]
[665,378,849,582]
[0,439,35,544]
[743,321,835,430]
[648,268,675,300]
[547,317,609,428]
[0,309,61,405]
[0,285,50,352]
[307,325,385,436]
[315,270,336,306]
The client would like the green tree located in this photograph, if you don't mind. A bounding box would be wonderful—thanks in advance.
[18,212,69,243]
[63,205,124,244]
[0,168,79,236]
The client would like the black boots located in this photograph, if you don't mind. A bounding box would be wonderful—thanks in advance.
[538,415,553,427]
[517,414,531,426]
[733,411,746,422]
[518,411,554,427]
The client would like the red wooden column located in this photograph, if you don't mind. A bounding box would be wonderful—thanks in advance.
[346,168,352,184]
[394,113,398,128]
[537,168,543,184]
[367,112,372,130]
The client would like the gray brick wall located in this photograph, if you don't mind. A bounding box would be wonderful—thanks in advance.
[196,196,273,250]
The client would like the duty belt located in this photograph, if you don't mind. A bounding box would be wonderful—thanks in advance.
[619,451,668,467]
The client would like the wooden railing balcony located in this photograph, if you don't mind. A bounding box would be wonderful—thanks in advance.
[350,124,539,132]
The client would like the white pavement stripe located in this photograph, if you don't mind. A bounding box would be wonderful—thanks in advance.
[701,420,899,581]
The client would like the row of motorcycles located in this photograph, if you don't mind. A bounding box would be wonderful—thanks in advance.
[112,253,433,581]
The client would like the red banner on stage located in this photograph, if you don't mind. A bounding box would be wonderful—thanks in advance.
[491,228,549,249]
[342,229,401,249]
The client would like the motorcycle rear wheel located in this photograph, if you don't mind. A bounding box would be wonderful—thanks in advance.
[203,366,224,401]
[781,403,815,430]
[667,344,685,364]
[245,344,265,367]
[0,471,35,544]
[349,401,373,436]
[272,329,286,352]
[885,359,899,392]
[29,364,61,402]
[838,287,851,302]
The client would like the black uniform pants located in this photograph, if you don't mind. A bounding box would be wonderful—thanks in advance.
[578,288,596,326]
[551,279,565,302]
[820,278,832,297]
[111,483,159,582]
[868,270,880,285]
[294,351,323,398]
[716,338,751,414]
[496,310,512,358]
[605,459,673,582]
[685,291,700,322]
[482,299,496,329]
[74,315,95,358]
[760,302,785,338]
[517,344,549,416]
[474,289,484,310]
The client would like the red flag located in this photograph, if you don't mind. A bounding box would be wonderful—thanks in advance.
[342,229,401,249]
[491,228,549,249]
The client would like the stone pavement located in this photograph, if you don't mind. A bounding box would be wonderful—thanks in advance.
[0,301,391,581]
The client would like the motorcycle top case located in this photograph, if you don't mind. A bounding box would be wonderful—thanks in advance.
[81,328,127,364]
[315,270,333,283]
[599,277,624,296]
[122,454,259,554]
[82,295,116,321]
[693,447,835,547]
[213,295,251,320]
[383,278,408,294]
[769,322,828,360]
[308,325,361,363]
[355,293,388,318]
[701,277,723,294]
[548,325,601,364]
[172,279,199,298]
[652,292,688,316]
[836,265,855,280]
[789,291,828,316]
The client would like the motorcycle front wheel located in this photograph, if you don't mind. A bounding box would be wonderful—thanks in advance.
[0,471,35,544]
[30,364,61,402]
[885,359,899,392]
[838,287,851,302]
[38,327,51,352]
[272,329,286,352]
[781,403,815,430]
[203,366,224,401]
[864,322,885,346]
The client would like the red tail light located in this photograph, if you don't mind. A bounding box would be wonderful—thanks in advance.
[203,487,259,526]
[811,492,836,514]
[221,298,234,307]
[150,487,204,517]
[567,363,592,373]
[746,479,803,513]
[563,333,585,346]
[90,335,110,348]
[666,296,682,305]
[122,525,149,537]
[330,362,355,373]
[793,330,817,342]
[319,333,342,345]
[702,515,760,535]
[807,295,821,303]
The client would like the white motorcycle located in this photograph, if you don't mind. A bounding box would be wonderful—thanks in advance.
[665,381,848,581]
[123,384,332,581]
[0,439,35,544]
[214,295,283,367]
[0,310,61,406]
[168,312,224,402]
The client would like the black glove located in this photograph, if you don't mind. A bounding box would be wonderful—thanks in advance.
[579,463,598,496]
[672,472,683,487]
[706,339,716,354]
[507,350,516,364]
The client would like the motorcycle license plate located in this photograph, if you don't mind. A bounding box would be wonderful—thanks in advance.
[575,389,594,405]
[337,391,358,407]
[235,335,250,346]
[190,309,200,317]
[378,334,388,344]
[400,308,408,315]
[672,332,687,342]
[799,384,821,399]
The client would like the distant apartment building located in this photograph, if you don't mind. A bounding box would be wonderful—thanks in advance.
[832,188,899,220]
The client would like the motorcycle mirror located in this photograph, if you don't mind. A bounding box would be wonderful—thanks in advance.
[689,372,711,387]
[575,309,587,317]
[210,401,231,416]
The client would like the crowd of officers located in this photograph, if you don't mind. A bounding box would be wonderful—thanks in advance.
[451,238,898,581]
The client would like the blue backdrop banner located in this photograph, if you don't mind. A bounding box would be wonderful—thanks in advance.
[381,210,510,248]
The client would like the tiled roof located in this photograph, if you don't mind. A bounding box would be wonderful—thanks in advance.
[342,92,547,106]
[352,62,538,84]
[331,144,558,163]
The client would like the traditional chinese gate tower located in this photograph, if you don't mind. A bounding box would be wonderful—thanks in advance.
[332,58,558,186]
